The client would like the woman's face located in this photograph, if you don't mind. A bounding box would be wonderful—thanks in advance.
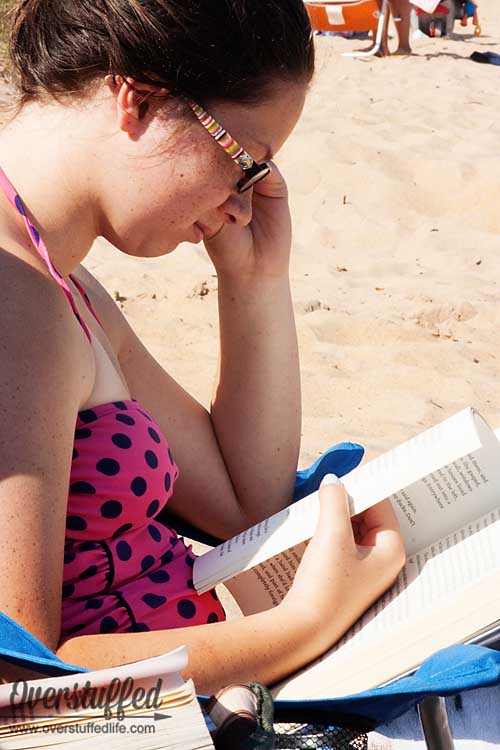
[99,80,307,257]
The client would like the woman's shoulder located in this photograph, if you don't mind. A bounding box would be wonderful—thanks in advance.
[0,247,82,338]
[0,248,93,406]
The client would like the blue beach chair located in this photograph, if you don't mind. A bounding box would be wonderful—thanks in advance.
[2,442,500,748]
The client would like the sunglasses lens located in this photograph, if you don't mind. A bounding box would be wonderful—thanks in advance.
[238,164,271,193]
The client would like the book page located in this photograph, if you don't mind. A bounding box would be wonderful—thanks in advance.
[0,647,188,707]
[389,444,500,556]
[223,543,307,615]
[195,408,497,593]
[193,496,318,594]
[274,505,500,700]
[343,409,498,524]
[0,688,214,750]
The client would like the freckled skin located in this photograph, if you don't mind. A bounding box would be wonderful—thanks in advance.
[95,82,308,259]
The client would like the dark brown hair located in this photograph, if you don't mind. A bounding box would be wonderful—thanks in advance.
[8,0,314,106]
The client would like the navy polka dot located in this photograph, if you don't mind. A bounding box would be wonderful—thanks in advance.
[116,541,132,561]
[148,525,162,543]
[79,409,98,424]
[15,195,26,215]
[149,570,170,584]
[96,458,120,476]
[67,516,87,532]
[112,433,132,449]
[145,450,158,469]
[72,449,78,460]
[79,541,100,552]
[101,500,123,519]
[131,477,147,496]
[68,623,86,635]
[70,481,96,495]
[146,500,160,518]
[116,414,135,426]
[177,599,196,619]
[207,612,219,623]
[148,427,161,444]
[85,598,104,610]
[164,472,171,492]
[138,410,152,422]
[112,523,133,539]
[185,555,195,568]
[161,550,174,565]
[75,428,92,440]
[168,448,174,464]
[62,583,75,599]
[80,565,98,580]
[126,623,150,632]
[142,593,167,609]
[100,616,118,633]
[30,224,40,244]
[113,401,127,410]
[64,550,76,564]
[170,536,179,547]
[187,578,195,589]
[141,555,155,571]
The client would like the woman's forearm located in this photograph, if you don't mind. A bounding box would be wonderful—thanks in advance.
[57,603,324,697]
[210,272,301,524]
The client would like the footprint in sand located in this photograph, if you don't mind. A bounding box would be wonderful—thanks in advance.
[413,302,477,330]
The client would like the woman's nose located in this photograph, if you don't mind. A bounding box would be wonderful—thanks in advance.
[220,190,253,226]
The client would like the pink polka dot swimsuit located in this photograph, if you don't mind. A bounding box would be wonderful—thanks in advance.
[0,167,226,637]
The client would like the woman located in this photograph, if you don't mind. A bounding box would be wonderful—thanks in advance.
[0,0,404,695]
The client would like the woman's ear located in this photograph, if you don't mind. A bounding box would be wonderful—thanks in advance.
[105,75,169,139]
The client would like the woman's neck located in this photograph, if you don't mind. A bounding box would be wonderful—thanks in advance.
[0,101,101,275]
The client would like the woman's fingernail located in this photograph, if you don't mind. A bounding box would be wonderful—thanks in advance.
[321,473,341,486]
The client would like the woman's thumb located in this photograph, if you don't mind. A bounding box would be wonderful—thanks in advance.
[317,474,354,541]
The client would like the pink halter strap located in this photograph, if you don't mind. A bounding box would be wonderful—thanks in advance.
[0,166,93,342]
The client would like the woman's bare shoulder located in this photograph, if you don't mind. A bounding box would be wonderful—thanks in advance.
[0,248,93,407]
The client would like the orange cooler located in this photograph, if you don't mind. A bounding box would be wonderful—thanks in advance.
[304,0,380,32]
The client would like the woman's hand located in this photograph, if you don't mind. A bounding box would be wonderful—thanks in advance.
[204,162,292,280]
[281,477,406,653]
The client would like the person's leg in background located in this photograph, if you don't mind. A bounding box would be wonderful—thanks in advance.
[373,0,411,56]
[391,0,412,54]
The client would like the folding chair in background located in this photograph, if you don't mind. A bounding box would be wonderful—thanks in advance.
[304,0,389,57]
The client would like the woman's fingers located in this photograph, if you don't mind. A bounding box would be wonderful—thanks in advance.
[251,161,290,202]
[316,475,356,546]
[354,499,402,546]
[355,500,406,573]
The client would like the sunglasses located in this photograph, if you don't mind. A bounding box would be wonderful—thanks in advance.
[186,99,272,194]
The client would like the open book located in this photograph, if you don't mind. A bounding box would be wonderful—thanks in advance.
[0,647,213,749]
[193,407,500,700]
